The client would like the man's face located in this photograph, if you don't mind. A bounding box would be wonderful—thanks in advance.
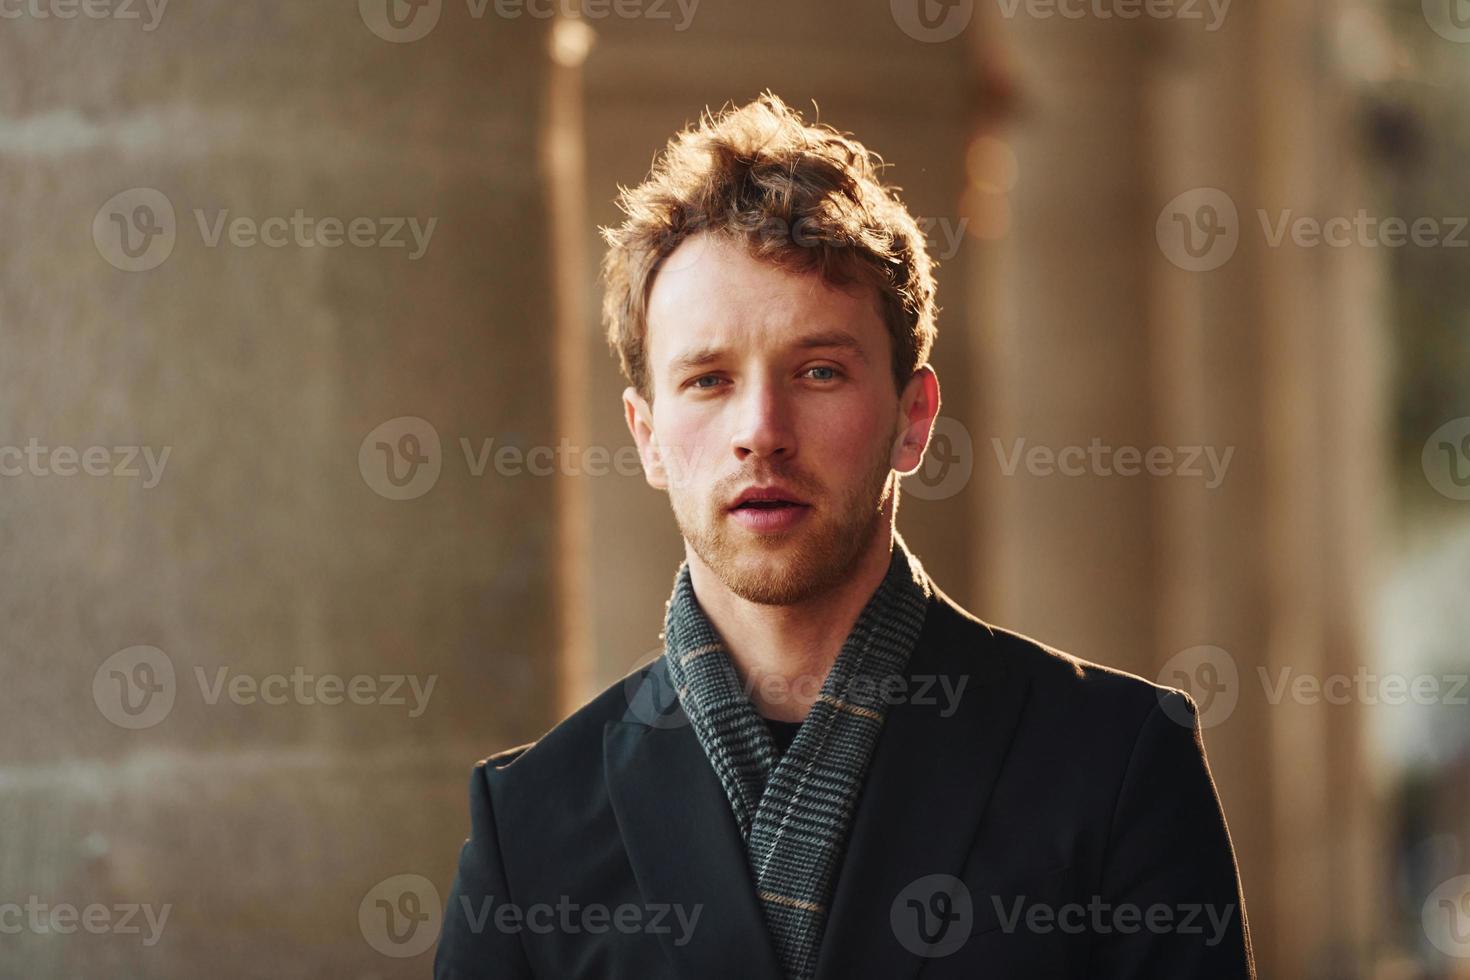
[624,232,933,606]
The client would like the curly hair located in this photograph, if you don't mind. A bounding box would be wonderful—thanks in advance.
[600,93,938,403]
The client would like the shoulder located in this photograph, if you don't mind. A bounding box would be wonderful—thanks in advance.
[926,585,1197,736]
[473,587,1198,781]
[468,660,654,790]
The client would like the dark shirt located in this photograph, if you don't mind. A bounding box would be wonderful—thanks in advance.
[763,717,803,759]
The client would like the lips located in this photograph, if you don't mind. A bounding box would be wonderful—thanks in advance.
[728,485,809,510]
[727,485,813,534]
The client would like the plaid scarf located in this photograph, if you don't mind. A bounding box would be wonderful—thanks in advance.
[661,534,932,980]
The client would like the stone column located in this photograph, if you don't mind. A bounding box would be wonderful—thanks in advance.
[0,4,559,975]
[967,3,1384,975]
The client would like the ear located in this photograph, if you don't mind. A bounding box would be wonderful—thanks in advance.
[890,364,941,476]
[623,386,668,491]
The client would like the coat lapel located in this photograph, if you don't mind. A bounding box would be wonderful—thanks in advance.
[603,656,786,980]
[813,588,1031,980]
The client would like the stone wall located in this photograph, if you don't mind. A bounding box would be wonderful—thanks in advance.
[1,4,559,976]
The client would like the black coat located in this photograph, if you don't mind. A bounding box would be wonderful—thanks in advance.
[435,581,1256,979]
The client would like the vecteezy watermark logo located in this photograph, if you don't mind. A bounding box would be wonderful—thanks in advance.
[93,188,176,272]
[1154,648,1465,724]
[0,0,168,30]
[1423,874,1470,959]
[362,423,711,498]
[93,647,438,728]
[622,648,689,730]
[0,897,172,946]
[360,416,442,500]
[96,190,438,270]
[460,437,646,480]
[192,209,437,258]
[629,211,970,271]
[1258,667,1468,707]
[194,666,437,716]
[992,897,1238,945]
[359,0,698,42]
[0,440,172,488]
[1156,188,1239,272]
[452,895,703,943]
[1161,189,1469,270]
[904,416,975,502]
[622,647,971,729]
[93,646,176,730]
[991,438,1234,488]
[1156,646,1238,729]
[1422,417,1470,501]
[1423,0,1470,43]
[891,0,974,41]
[892,874,972,957]
[360,874,442,958]
[1257,209,1468,250]
[992,0,1230,29]
[359,0,442,41]
[490,0,699,29]
[992,0,1230,28]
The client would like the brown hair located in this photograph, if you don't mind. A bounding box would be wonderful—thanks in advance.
[600,93,938,403]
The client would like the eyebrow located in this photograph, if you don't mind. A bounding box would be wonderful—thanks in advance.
[666,330,870,377]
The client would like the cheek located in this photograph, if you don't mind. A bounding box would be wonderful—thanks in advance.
[802,402,891,466]
[653,413,720,483]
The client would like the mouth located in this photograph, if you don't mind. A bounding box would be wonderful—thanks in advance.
[726,487,812,533]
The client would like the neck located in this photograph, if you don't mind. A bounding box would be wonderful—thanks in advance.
[684,503,898,724]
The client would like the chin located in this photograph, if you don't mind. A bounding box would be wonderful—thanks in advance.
[717,538,845,605]
[723,571,826,607]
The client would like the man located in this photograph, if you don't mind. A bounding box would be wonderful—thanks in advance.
[435,94,1255,979]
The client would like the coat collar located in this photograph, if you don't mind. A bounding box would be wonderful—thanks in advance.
[603,584,1028,979]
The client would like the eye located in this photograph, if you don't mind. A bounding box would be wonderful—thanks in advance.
[688,374,726,390]
[803,365,842,382]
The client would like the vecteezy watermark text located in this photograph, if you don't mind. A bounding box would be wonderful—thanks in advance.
[0,0,167,30]
[93,188,437,272]
[460,437,645,480]
[93,646,437,729]
[193,209,436,259]
[194,666,436,717]
[993,0,1230,31]
[624,654,971,730]
[1157,188,1469,272]
[991,437,1234,488]
[358,0,699,43]
[0,440,170,488]
[0,898,171,946]
[1257,209,1468,249]
[992,896,1238,946]
[359,416,720,501]
[1158,645,1470,729]
[1259,666,1468,707]
[454,895,702,945]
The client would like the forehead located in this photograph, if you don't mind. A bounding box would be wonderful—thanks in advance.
[644,233,886,379]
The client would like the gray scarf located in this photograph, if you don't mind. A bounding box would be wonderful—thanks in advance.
[661,534,932,980]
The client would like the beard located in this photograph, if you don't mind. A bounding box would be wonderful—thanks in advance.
[668,419,899,606]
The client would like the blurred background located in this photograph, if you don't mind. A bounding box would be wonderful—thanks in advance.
[2,0,1468,976]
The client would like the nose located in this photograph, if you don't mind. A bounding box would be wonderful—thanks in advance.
[730,377,795,463]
